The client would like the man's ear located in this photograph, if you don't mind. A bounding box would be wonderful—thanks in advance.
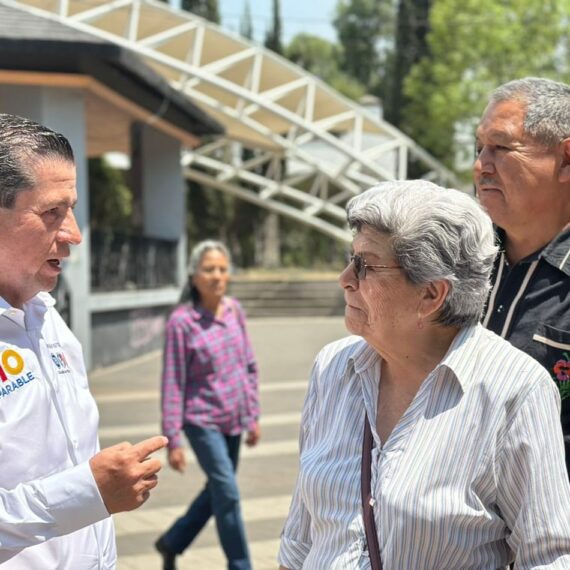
[558,139,570,183]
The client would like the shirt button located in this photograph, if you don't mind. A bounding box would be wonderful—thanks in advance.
[496,305,504,314]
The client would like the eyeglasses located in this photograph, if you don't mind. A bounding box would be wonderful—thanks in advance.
[350,254,401,280]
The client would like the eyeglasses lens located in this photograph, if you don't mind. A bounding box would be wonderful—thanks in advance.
[351,255,366,280]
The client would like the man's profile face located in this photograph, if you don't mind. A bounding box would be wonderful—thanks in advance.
[0,158,81,308]
[473,98,563,234]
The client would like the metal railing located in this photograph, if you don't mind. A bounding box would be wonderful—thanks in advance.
[91,230,178,292]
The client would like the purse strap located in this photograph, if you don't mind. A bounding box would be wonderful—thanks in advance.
[361,412,383,570]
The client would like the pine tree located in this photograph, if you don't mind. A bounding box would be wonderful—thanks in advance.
[264,0,283,55]
[175,0,220,22]
[383,0,431,127]
[240,0,254,40]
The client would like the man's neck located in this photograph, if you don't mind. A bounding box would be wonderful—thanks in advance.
[504,222,568,265]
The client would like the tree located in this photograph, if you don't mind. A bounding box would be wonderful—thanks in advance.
[239,0,254,40]
[404,0,570,169]
[264,0,283,55]
[88,158,132,231]
[333,0,394,90]
[286,33,366,100]
[259,0,285,267]
[383,0,431,127]
[181,0,219,22]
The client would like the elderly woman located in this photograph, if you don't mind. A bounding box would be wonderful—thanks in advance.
[278,181,570,570]
[155,240,260,570]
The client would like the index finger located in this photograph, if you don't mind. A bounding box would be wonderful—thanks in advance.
[132,436,168,460]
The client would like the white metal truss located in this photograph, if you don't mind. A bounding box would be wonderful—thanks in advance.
[3,0,460,242]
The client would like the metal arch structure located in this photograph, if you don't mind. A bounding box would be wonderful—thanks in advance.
[3,0,460,242]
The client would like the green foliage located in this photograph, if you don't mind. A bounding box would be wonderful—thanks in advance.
[181,0,220,22]
[334,0,394,88]
[88,158,132,232]
[186,180,263,267]
[383,0,431,127]
[404,0,570,168]
[287,34,342,75]
[185,182,347,269]
[286,33,366,100]
[280,217,346,269]
[328,73,368,101]
[264,0,283,54]
[239,0,254,40]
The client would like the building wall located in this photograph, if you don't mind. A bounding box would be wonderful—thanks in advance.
[91,304,172,369]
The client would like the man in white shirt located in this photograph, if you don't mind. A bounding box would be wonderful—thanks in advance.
[0,113,167,568]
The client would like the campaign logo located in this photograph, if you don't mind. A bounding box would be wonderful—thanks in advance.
[0,349,24,382]
[51,351,71,375]
[0,349,36,398]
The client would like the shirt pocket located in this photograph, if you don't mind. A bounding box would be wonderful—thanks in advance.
[532,323,570,400]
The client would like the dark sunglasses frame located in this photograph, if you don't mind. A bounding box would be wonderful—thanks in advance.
[350,254,401,280]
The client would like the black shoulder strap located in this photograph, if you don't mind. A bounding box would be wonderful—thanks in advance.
[361,412,383,570]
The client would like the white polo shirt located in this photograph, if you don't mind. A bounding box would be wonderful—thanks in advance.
[0,292,115,569]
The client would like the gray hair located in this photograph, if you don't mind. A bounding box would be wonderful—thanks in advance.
[346,180,497,328]
[0,114,74,208]
[181,240,232,304]
[489,77,570,147]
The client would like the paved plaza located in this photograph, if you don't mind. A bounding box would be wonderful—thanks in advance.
[90,316,348,569]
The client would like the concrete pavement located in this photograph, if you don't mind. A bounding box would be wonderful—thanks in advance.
[91,316,349,569]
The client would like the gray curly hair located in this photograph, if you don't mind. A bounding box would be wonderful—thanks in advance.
[346,180,498,327]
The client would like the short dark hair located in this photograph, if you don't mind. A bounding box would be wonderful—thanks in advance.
[0,114,74,208]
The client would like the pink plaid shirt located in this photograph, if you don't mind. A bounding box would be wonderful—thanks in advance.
[160,297,260,449]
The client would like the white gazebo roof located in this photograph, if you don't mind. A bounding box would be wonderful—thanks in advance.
[1,0,459,241]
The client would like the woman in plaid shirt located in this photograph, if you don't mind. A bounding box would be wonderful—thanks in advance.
[155,240,260,570]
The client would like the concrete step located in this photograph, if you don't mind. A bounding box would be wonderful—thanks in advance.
[228,279,344,317]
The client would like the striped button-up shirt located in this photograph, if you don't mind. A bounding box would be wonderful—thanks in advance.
[278,324,570,569]
[161,297,259,449]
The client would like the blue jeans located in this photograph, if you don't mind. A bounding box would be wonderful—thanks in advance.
[162,424,251,570]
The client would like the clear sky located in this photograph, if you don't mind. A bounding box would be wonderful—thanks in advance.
[218,0,338,45]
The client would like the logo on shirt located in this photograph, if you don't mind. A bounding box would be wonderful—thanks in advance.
[552,353,570,400]
[0,349,36,398]
[51,351,71,375]
[0,349,24,381]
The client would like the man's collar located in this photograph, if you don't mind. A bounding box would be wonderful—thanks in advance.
[541,226,570,276]
[495,226,570,276]
[0,291,54,313]
[0,292,54,328]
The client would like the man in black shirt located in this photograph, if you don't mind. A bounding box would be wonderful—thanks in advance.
[475,77,570,475]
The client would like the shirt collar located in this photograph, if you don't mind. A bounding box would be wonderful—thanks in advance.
[349,339,381,375]
[541,226,570,276]
[0,292,54,329]
[434,324,482,391]
[496,226,570,276]
[189,297,229,323]
[346,324,483,392]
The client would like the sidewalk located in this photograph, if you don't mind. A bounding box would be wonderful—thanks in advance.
[91,316,348,569]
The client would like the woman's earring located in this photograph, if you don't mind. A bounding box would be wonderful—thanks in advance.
[417,315,424,330]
